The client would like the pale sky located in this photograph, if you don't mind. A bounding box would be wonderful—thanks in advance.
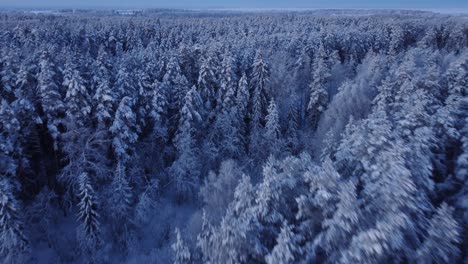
[1,0,467,9]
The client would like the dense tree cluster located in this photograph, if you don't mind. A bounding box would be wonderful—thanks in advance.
[0,9,467,263]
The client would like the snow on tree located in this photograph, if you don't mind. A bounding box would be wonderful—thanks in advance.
[236,72,250,119]
[107,161,133,252]
[76,172,100,251]
[416,203,461,263]
[210,109,243,160]
[199,174,258,264]
[285,93,300,155]
[92,48,114,127]
[219,51,237,112]
[197,56,218,112]
[264,99,281,155]
[114,62,135,98]
[63,56,91,127]
[265,222,303,264]
[147,80,168,139]
[313,180,359,262]
[0,178,29,261]
[163,56,190,112]
[170,86,202,199]
[0,51,17,98]
[343,141,428,263]
[134,179,159,226]
[110,96,139,162]
[108,162,132,221]
[307,43,330,130]
[173,228,191,264]
[234,73,250,150]
[0,100,21,177]
[251,50,270,114]
[200,160,242,223]
[37,51,64,145]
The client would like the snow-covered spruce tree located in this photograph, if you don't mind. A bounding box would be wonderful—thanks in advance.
[110,96,139,162]
[114,62,135,98]
[170,86,202,200]
[0,100,21,177]
[313,180,359,262]
[92,47,114,127]
[307,43,330,130]
[173,228,191,264]
[249,88,265,159]
[163,56,190,113]
[338,117,431,263]
[236,73,250,119]
[210,109,243,160]
[416,203,461,263]
[0,178,29,262]
[218,51,237,113]
[63,56,91,127]
[198,174,258,264]
[264,99,281,156]
[235,73,250,150]
[135,69,153,129]
[0,51,17,99]
[250,50,270,115]
[197,56,218,113]
[76,172,100,253]
[285,93,300,155]
[265,222,303,264]
[147,80,168,140]
[108,161,132,252]
[37,51,64,145]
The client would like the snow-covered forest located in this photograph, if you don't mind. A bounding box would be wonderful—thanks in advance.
[0,9,467,263]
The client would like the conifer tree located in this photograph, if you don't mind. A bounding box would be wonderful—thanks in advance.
[63,57,91,127]
[170,86,202,199]
[416,203,461,263]
[173,228,191,264]
[110,97,139,161]
[76,173,100,250]
[307,44,330,130]
[37,51,64,144]
[265,222,302,264]
[0,178,29,261]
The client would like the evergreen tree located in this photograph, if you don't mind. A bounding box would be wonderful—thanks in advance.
[110,96,139,162]
[92,49,114,127]
[37,51,64,144]
[315,181,359,262]
[170,86,202,199]
[173,228,191,264]
[416,203,461,263]
[108,162,132,221]
[219,51,237,112]
[76,173,100,251]
[148,80,168,139]
[108,162,132,251]
[250,51,270,114]
[285,94,300,155]
[0,179,29,262]
[197,56,218,112]
[265,222,303,264]
[63,57,91,127]
[307,44,330,130]
[264,99,281,155]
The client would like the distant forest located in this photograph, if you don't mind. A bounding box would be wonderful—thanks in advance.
[0,9,466,263]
